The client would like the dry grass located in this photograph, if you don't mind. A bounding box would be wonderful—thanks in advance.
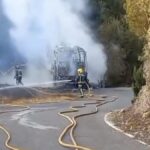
[0,92,78,105]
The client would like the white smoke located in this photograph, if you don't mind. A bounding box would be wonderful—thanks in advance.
[2,0,107,84]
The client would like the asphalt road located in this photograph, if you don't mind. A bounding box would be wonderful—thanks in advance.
[0,88,149,150]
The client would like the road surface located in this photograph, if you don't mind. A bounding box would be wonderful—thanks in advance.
[0,88,149,150]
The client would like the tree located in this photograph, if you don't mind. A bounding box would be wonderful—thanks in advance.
[125,0,150,37]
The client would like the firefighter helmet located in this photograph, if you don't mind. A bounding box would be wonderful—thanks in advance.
[77,68,83,74]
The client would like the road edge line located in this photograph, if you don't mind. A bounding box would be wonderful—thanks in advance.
[104,112,150,147]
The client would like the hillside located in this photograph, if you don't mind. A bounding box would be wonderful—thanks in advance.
[108,0,150,144]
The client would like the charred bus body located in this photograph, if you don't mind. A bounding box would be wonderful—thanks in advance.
[52,45,87,82]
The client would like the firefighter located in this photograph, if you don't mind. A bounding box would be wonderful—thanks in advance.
[18,69,23,85]
[84,71,90,89]
[14,66,23,85]
[77,68,86,98]
[14,66,19,85]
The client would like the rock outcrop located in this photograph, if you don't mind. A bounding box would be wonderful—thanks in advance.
[135,28,150,113]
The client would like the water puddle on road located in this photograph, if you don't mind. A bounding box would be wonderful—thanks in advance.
[11,108,59,130]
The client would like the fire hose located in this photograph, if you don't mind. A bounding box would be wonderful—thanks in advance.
[0,124,20,150]
[0,86,118,150]
[58,97,118,150]
[0,104,30,150]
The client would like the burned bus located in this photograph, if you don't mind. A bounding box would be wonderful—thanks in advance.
[52,45,87,81]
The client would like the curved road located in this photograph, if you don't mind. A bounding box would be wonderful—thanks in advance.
[0,88,149,150]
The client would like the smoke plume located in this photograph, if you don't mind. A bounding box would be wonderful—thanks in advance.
[2,0,107,84]
[0,0,24,71]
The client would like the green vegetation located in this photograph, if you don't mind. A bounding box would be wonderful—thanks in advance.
[88,0,145,90]
[132,66,145,96]
[125,0,150,37]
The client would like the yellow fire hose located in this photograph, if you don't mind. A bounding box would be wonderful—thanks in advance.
[0,86,118,150]
[0,96,118,150]
[0,125,19,150]
[0,124,20,150]
[0,104,30,150]
[58,97,118,150]
[0,86,54,150]
[59,108,92,150]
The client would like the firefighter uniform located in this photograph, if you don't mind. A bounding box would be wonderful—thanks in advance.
[77,68,87,98]
[14,67,19,85]
[15,66,23,85]
[18,70,23,85]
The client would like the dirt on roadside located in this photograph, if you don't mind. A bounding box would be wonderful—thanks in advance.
[108,107,150,145]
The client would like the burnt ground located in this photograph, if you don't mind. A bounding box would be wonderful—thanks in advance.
[0,83,99,105]
[108,107,150,145]
[0,84,79,105]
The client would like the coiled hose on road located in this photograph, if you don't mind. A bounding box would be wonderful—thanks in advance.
[0,86,118,150]
[58,97,118,150]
